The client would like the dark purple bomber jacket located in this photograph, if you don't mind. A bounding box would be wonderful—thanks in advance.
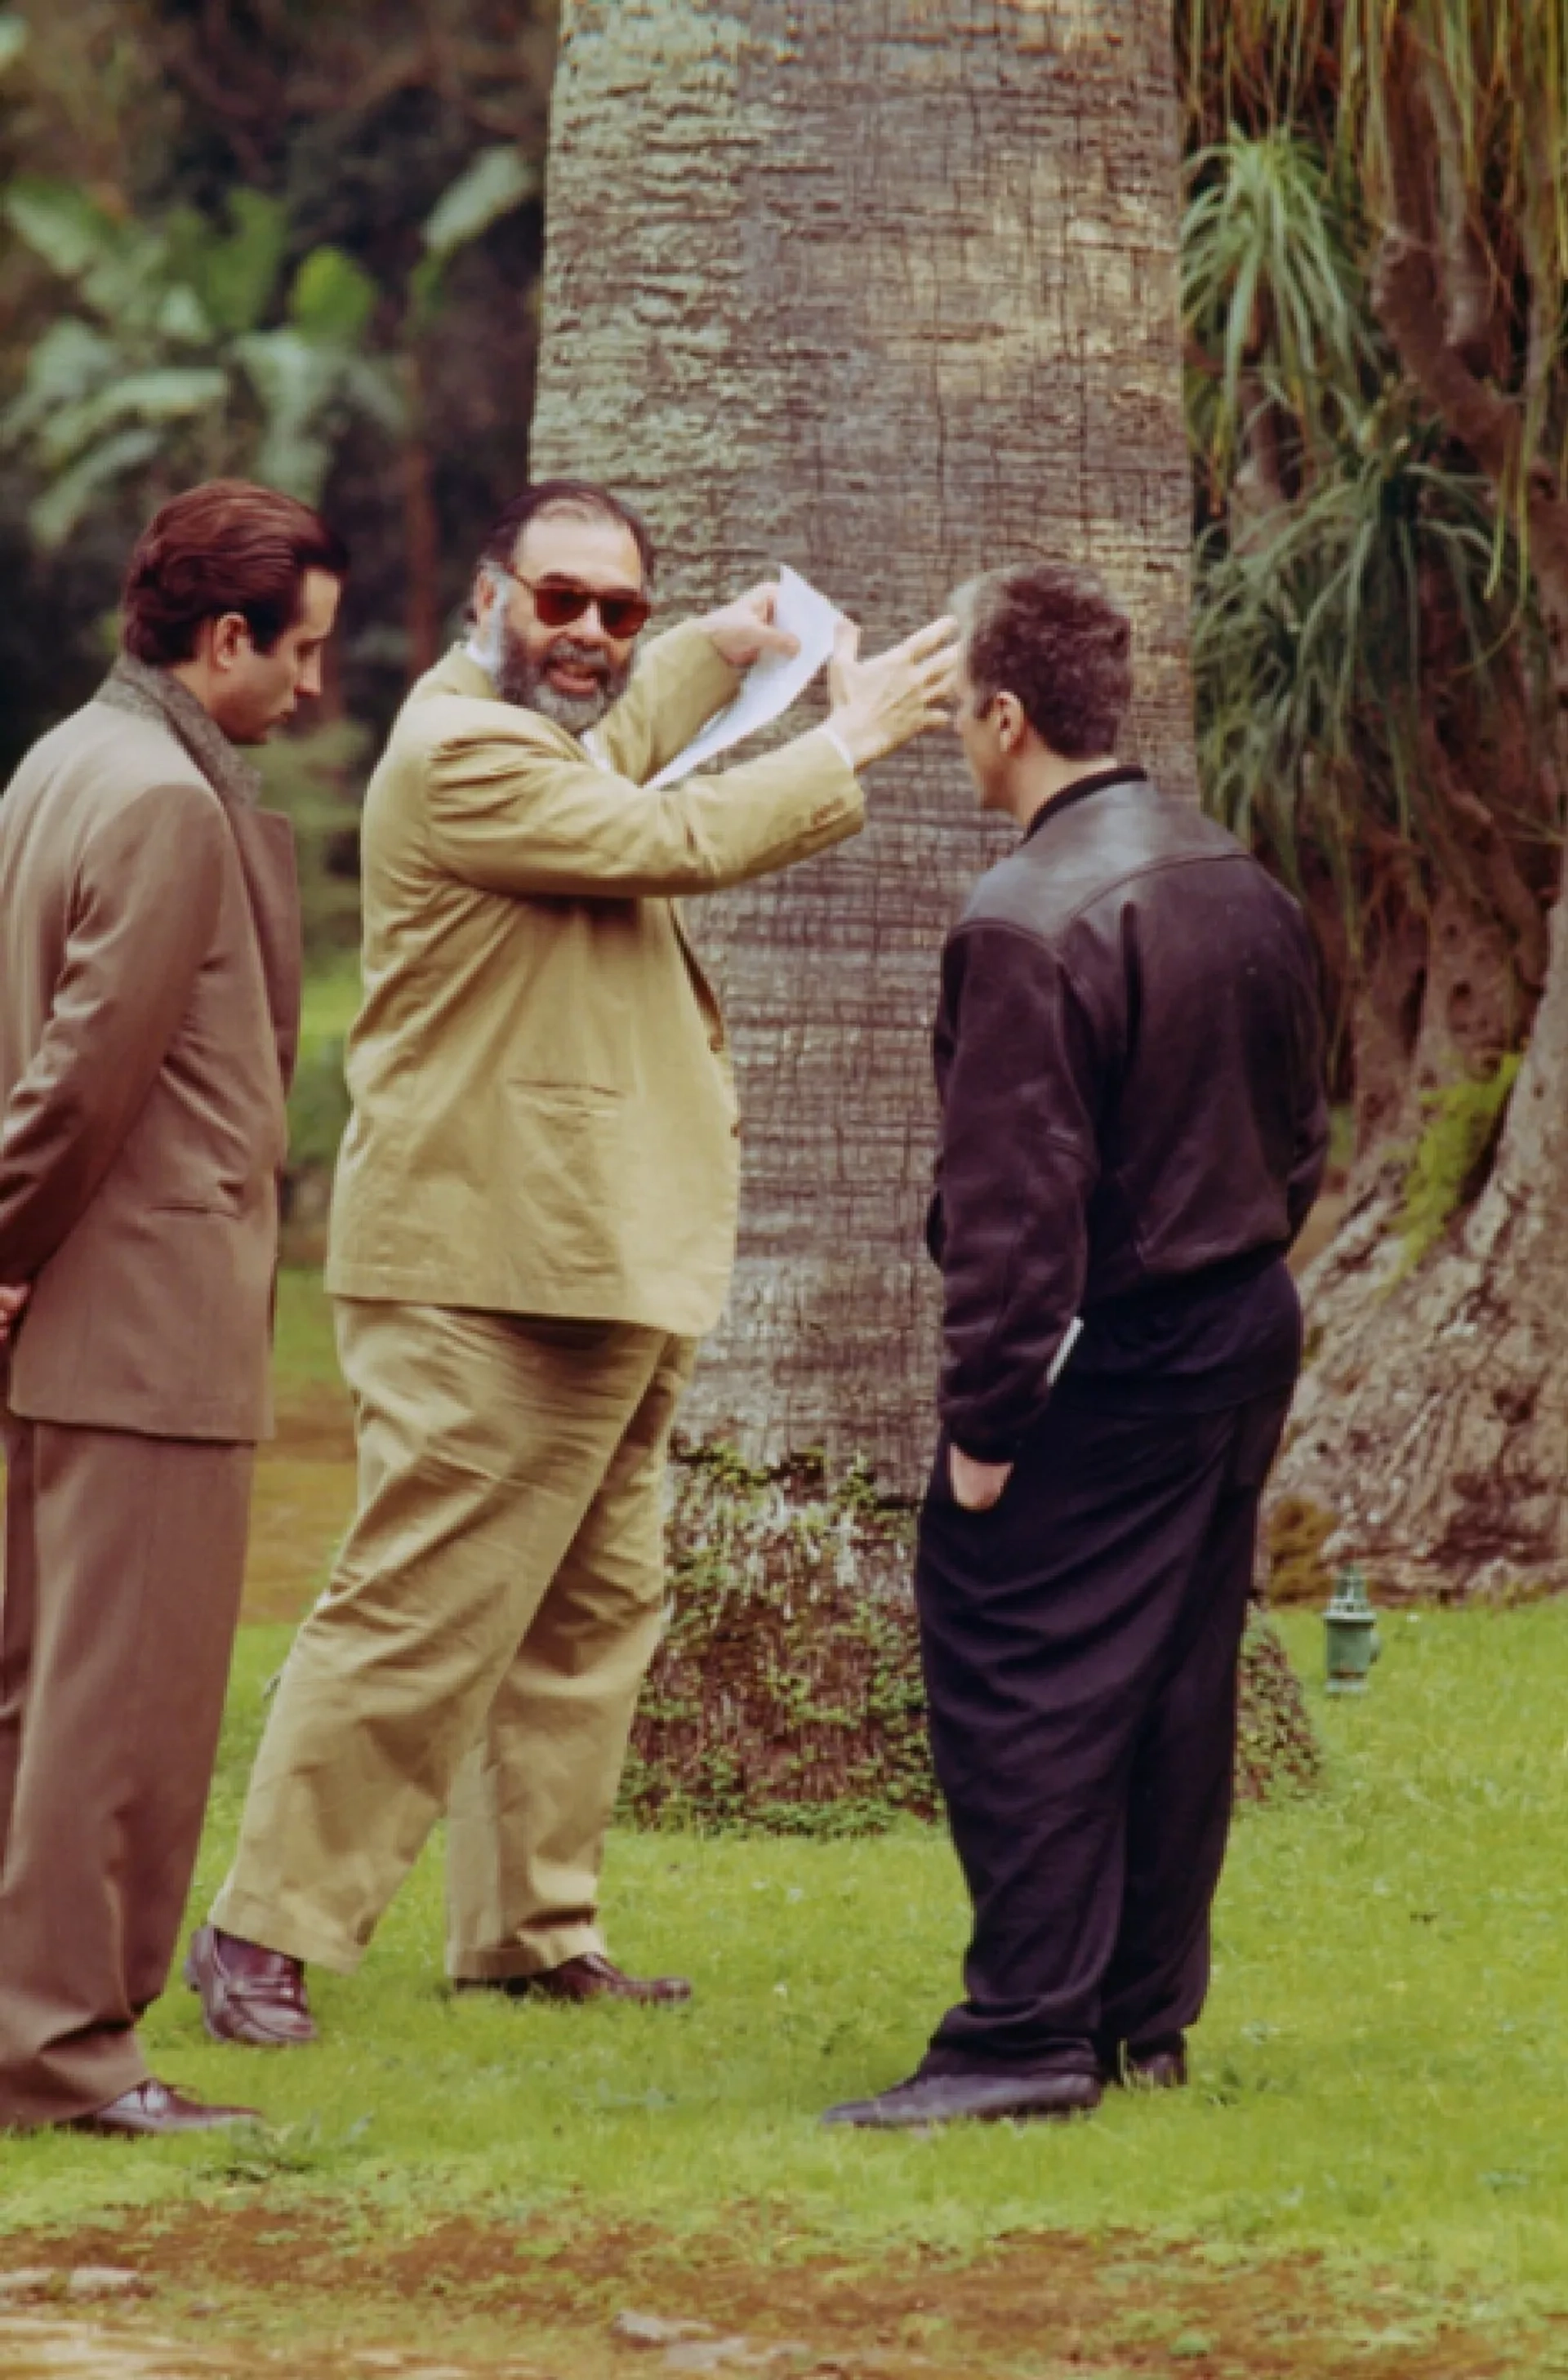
[928,767,1330,1462]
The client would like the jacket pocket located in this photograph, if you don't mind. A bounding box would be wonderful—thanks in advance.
[501,1082,629,1279]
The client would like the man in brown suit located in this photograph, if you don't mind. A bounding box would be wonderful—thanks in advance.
[191,481,958,2044]
[0,480,346,2134]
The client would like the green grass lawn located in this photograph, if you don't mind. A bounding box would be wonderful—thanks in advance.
[7,1595,1568,2338]
[270,1261,345,1404]
[296,954,363,1060]
[7,1266,1568,2355]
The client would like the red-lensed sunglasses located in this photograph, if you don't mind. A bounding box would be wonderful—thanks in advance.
[507,570,652,639]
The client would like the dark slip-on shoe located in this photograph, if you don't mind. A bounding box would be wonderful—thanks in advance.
[1125,2038,1187,2089]
[456,1952,692,2005]
[69,2079,264,2138]
[185,1923,318,2047]
[1101,2032,1188,2090]
[822,2067,1102,2130]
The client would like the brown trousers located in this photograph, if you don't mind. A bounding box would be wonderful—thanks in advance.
[211,1301,693,1979]
[0,1417,253,2127]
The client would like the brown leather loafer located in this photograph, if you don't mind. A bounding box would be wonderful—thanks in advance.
[69,2079,263,2138]
[459,1952,692,2005]
[184,1924,318,2047]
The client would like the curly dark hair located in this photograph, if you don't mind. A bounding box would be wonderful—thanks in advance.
[122,480,348,666]
[955,562,1133,756]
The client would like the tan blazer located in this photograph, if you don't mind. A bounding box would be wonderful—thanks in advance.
[327,622,864,1336]
[0,699,300,1441]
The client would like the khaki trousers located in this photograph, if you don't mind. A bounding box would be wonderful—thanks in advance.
[210,1301,695,1979]
[0,1417,253,2128]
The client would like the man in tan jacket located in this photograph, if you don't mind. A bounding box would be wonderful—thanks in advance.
[193,478,957,2043]
[0,480,345,2133]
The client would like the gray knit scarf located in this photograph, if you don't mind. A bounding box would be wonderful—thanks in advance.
[96,654,263,812]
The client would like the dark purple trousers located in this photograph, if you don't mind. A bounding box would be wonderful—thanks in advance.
[915,1386,1291,2078]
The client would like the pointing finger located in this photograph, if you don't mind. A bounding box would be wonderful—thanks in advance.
[898,614,961,661]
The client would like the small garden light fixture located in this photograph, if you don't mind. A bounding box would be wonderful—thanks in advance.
[1324,1565,1381,1695]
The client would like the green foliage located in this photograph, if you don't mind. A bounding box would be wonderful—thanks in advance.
[621,1444,933,1835]
[1180,2,1565,1048]
[621,1444,1320,1835]
[285,1037,350,1181]
[0,1,550,765]
[1192,393,1535,892]
[1397,1052,1523,1271]
[255,720,368,964]
[287,246,379,345]
[167,188,289,339]
[412,143,540,323]
[297,959,368,1059]
[1183,126,1373,482]
[257,744,363,1194]
[270,1263,348,1400]
[1181,102,1548,891]
[0,179,405,528]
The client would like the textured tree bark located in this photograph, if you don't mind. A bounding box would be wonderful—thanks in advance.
[1280,884,1568,1600]
[1267,31,1568,1602]
[531,0,1192,1488]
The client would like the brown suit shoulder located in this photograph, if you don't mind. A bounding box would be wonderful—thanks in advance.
[0,694,299,1442]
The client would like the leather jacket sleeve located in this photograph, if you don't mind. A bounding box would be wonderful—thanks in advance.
[932,921,1101,1461]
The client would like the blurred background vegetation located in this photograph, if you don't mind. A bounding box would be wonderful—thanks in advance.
[0,0,554,807]
[2,1,1562,1212]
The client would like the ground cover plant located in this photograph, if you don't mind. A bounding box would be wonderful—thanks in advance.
[631,1444,1322,1835]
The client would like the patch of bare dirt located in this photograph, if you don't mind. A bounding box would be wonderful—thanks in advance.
[10,2208,1559,2380]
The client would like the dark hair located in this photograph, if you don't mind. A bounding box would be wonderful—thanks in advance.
[122,480,350,666]
[956,562,1133,757]
[478,478,656,583]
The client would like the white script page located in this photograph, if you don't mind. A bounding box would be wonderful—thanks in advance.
[647,563,842,789]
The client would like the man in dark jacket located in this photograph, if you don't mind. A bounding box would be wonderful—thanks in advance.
[826,562,1328,2129]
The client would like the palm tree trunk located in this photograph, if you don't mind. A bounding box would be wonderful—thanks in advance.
[531,0,1192,1490]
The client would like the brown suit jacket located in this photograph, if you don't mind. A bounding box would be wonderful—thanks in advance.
[0,691,300,1442]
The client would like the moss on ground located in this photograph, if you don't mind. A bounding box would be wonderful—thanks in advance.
[623,1443,1321,1833]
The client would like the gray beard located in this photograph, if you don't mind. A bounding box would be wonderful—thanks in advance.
[483,617,629,734]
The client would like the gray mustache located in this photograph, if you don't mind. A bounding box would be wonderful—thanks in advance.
[545,638,612,678]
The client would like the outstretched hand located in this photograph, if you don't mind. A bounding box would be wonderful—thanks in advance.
[699,581,802,670]
[0,1284,30,1350]
[826,614,961,771]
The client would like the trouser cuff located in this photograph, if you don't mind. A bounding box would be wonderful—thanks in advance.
[207,1888,367,1977]
[447,1924,605,1983]
[918,2041,1099,2082]
[0,2044,149,2133]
